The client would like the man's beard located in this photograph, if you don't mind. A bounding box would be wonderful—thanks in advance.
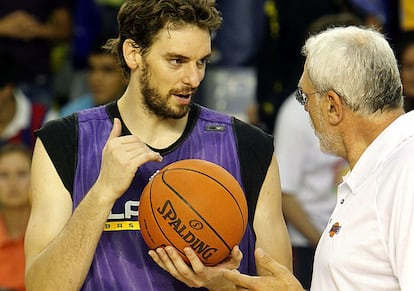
[140,62,192,119]
[311,107,342,156]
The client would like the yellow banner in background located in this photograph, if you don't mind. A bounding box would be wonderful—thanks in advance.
[401,0,414,31]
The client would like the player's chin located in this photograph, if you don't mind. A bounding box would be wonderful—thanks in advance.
[168,104,190,119]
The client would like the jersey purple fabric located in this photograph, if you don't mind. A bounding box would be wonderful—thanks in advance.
[74,105,257,290]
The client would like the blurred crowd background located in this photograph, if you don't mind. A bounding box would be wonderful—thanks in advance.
[0,1,413,290]
[1,0,413,136]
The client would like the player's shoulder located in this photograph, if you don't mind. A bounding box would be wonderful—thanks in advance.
[233,118,274,154]
[234,117,272,138]
[37,113,77,137]
[193,103,273,148]
[196,104,234,125]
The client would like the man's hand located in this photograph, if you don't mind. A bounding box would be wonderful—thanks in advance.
[149,245,243,290]
[223,248,304,291]
[0,11,43,40]
[95,118,162,202]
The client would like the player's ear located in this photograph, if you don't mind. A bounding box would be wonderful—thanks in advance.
[326,90,344,125]
[123,39,142,70]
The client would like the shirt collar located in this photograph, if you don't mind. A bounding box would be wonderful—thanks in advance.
[344,111,414,193]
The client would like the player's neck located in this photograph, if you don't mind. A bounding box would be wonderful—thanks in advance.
[117,94,189,149]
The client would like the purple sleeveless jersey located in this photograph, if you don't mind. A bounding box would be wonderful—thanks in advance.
[74,105,257,290]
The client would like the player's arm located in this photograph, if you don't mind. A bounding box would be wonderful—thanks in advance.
[253,155,293,274]
[25,119,162,290]
[24,138,117,290]
[282,193,321,247]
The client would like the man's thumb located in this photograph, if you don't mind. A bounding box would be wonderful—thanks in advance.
[108,118,122,140]
[255,248,290,276]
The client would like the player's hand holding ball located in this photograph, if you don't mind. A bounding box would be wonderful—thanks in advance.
[149,244,243,289]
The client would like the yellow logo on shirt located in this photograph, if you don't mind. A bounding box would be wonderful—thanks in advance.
[103,200,140,231]
[104,221,140,231]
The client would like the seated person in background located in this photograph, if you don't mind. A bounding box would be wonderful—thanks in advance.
[0,50,58,150]
[0,1,72,105]
[60,40,129,117]
[0,143,32,291]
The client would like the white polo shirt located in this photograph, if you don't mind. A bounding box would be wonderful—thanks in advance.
[311,111,414,291]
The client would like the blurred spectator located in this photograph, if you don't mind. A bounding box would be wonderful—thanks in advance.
[397,30,414,112]
[72,0,122,69]
[211,0,266,67]
[69,0,123,101]
[273,13,361,289]
[201,0,343,128]
[0,50,58,150]
[0,1,72,105]
[60,40,128,117]
[196,0,266,121]
[347,0,400,43]
[253,0,345,133]
[0,143,32,291]
[348,0,388,26]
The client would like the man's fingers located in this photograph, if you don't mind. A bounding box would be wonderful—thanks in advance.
[108,118,122,141]
[223,269,256,288]
[254,248,304,291]
[255,248,285,276]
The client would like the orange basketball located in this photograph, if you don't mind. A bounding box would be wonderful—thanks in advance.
[138,159,248,266]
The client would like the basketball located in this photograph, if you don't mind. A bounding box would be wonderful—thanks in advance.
[138,159,248,266]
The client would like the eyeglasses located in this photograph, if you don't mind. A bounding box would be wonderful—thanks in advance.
[295,88,320,106]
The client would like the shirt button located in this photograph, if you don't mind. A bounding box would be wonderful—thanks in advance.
[340,199,345,204]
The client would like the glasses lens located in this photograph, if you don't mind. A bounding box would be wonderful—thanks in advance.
[295,89,306,105]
